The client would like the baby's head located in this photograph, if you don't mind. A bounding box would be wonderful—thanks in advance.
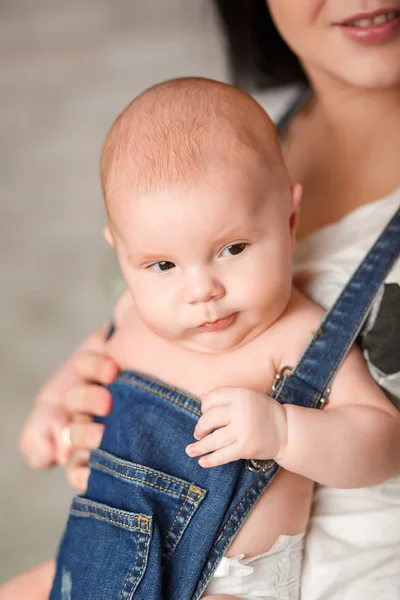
[101,77,301,353]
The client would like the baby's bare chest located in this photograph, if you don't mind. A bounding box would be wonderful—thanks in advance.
[106,320,280,399]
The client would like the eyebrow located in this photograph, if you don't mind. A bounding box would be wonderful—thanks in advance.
[127,251,167,266]
[212,226,260,246]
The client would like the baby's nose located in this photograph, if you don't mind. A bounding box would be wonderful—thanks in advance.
[186,270,225,304]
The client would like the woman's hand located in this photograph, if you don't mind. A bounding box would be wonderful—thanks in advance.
[64,347,119,492]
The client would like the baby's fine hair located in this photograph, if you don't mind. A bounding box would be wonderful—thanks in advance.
[101,77,284,221]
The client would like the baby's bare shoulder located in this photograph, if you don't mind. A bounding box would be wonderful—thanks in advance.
[272,287,326,370]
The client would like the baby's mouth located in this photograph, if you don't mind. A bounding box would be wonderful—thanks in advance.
[197,313,236,332]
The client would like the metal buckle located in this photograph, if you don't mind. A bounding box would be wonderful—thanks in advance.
[319,387,330,408]
[246,366,293,473]
[246,458,275,472]
[271,365,292,393]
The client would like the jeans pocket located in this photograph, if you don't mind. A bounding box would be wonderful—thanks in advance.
[51,497,152,600]
[89,448,207,566]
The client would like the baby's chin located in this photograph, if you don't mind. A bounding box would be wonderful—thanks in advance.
[178,327,260,355]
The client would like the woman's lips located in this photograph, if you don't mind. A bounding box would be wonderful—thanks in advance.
[334,11,400,44]
[197,313,236,332]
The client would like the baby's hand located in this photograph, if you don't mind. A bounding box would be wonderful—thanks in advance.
[18,402,72,469]
[185,387,287,468]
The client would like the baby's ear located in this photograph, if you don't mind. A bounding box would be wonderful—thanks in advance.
[290,183,302,213]
[103,224,115,248]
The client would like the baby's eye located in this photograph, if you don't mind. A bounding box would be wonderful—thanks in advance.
[149,261,176,272]
[220,243,247,257]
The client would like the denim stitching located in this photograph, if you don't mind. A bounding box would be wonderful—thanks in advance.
[72,497,150,528]
[132,530,151,599]
[161,492,201,566]
[70,508,147,533]
[121,371,202,405]
[90,459,203,502]
[120,530,141,600]
[91,450,203,494]
[120,541,137,600]
[92,448,192,489]
[162,486,203,546]
[119,377,201,417]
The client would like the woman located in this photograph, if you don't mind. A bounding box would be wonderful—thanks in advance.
[10,1,400,598]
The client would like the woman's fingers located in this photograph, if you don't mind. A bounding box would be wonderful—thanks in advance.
[74,352,119,386]
[66,450,91,493]
[69,418,104,450]
[19,429,57,470]
[65,383,112,417]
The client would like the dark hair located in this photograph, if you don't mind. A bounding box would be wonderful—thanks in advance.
[213,0,308,90]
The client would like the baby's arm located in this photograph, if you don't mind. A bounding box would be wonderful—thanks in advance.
[276,344,400,487]
[19,290,131,469]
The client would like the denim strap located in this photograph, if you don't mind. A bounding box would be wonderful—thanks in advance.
[279,207,400,406]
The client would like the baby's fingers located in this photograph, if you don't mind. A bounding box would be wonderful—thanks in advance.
[198,443,239,468]
[186,427,233,459]
[194,406,230,439]
[201,386,234,414]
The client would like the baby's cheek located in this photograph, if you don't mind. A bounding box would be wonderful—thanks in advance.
[248,271,291,320]
[137,296,181,339]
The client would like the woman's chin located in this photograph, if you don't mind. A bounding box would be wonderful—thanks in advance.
[331,52,400,90]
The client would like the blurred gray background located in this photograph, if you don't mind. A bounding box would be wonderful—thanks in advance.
[0,0,229,580]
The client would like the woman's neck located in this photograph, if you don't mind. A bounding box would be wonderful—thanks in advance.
[306,68,400,148]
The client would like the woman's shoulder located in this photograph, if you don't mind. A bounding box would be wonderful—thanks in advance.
[295,192,400,269]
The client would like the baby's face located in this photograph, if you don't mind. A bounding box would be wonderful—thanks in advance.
[111,160,296,353]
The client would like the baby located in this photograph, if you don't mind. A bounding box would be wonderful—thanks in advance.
[3,77,400,600]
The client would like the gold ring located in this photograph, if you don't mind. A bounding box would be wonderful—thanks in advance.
[61,424,72,447]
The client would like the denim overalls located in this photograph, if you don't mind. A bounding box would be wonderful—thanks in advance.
[50,208,400,600]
